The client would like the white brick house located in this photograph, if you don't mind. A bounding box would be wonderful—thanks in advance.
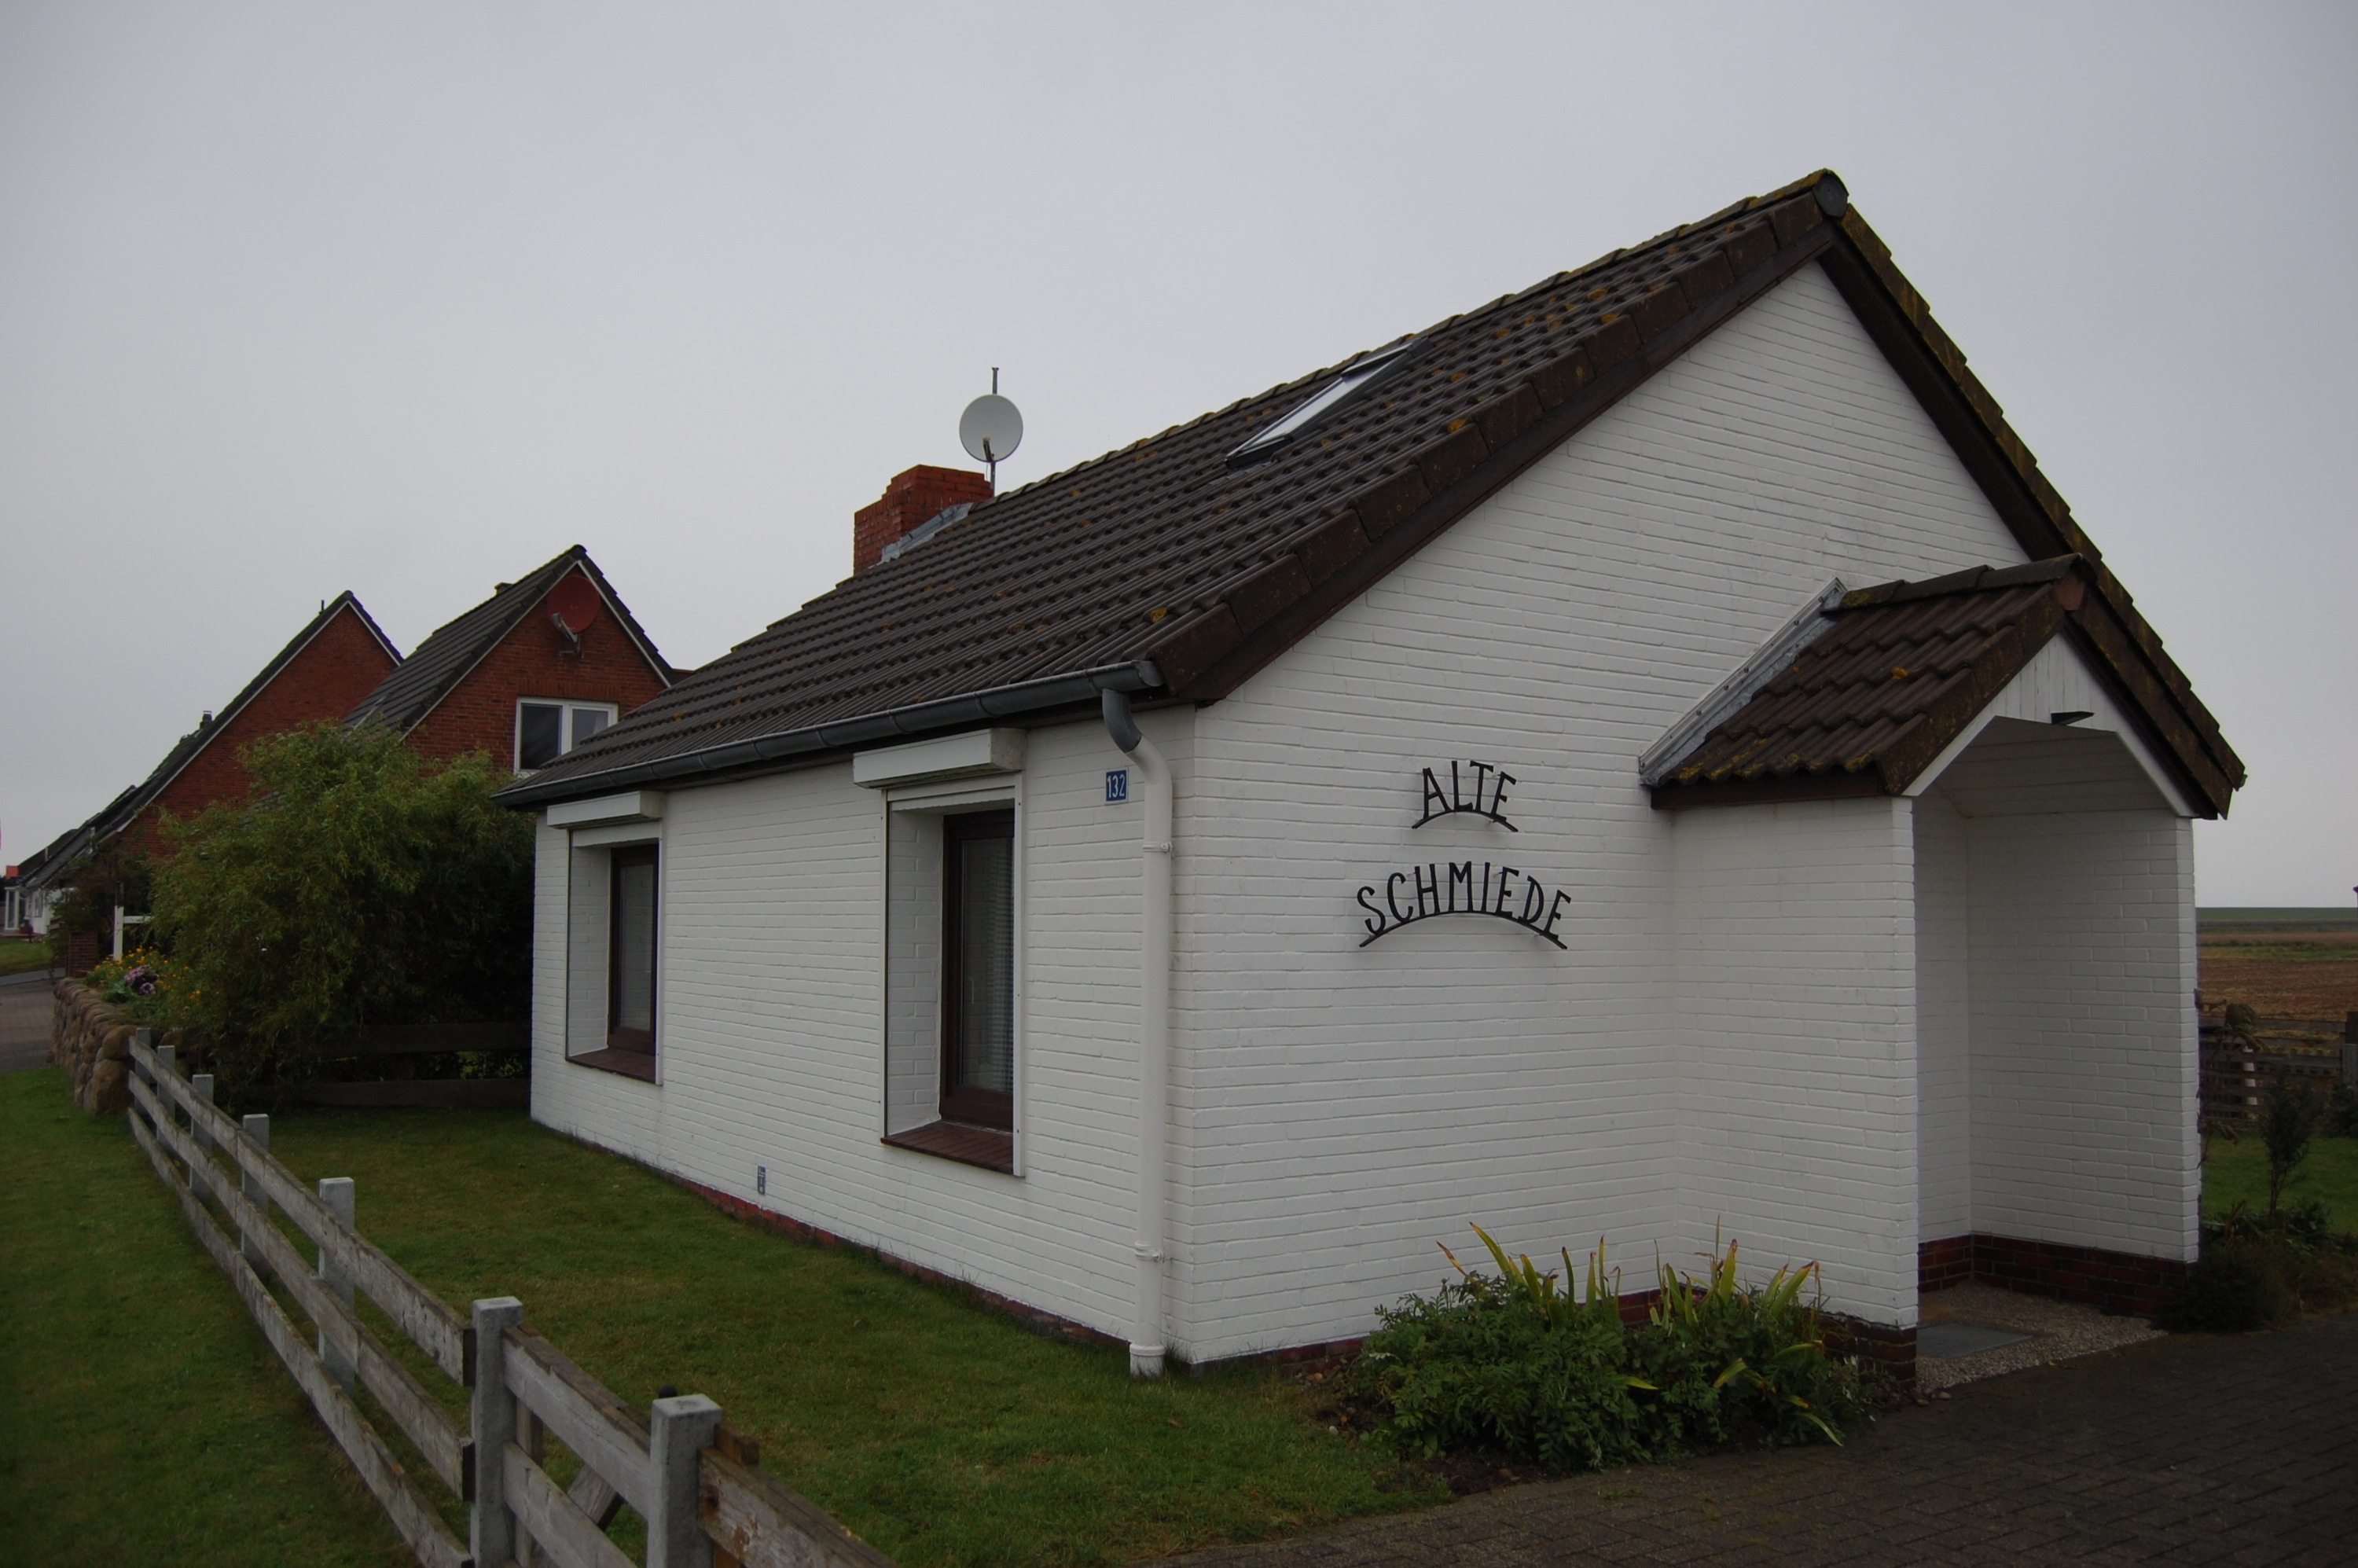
[503,172,2241,1378]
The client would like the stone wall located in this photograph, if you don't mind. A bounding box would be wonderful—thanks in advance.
[50,979,178,1115]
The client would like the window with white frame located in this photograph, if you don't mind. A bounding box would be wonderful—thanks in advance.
[880,784,1022,1172]
[516,700,618,772]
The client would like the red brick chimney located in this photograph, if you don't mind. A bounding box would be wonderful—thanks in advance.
[854,465,994,575]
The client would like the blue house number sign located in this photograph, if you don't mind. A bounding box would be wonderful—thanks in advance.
[1105,769,1129,803]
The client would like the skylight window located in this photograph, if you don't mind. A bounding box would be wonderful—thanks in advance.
[1226,340,1420,468]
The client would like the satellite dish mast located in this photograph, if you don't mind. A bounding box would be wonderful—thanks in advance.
[960,368,1023,490]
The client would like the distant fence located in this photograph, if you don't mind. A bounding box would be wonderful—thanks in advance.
[303,1023,531,1111]
[123,1030,892,1568]
[2198,1013,2358,1130]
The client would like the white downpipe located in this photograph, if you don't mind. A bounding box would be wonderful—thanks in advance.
[1104,692,1171,1377]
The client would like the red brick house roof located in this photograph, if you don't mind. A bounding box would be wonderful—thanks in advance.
[64,593,402,865]
[347,545,674,766]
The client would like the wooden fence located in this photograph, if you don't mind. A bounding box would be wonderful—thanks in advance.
[2198,1015,2357,1130]
[302,1023,532,1111]
[123,1030,893,1568]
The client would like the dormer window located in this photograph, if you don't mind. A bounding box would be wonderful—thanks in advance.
[516,700,618,772]
[1227,339,1420,468]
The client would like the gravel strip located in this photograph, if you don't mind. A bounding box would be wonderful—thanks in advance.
[1915,1280,2165,1391]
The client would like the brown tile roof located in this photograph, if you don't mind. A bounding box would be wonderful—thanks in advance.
[503,171,2242,817]
[1647,557,2096,807]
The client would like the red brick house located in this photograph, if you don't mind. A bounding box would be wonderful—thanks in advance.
[72,593,403,862]
[345,546,674,773]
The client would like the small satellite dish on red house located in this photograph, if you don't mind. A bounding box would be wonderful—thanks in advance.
[545,573,603,634]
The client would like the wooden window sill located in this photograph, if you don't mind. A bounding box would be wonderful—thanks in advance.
[569,1047,658,1083]
[882,1121,1015,1174]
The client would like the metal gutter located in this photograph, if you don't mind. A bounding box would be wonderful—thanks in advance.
[498,659,1167,809]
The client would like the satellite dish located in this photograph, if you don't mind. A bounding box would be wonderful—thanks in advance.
[960,369,1023,487]
[545,573,602,632]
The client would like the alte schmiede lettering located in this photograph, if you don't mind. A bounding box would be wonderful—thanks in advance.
[1416,760,1518,830]
[1356,860,1569,949]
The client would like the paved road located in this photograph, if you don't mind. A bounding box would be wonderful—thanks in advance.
[1177,1313,2358,1566]
[0,979,52,1071]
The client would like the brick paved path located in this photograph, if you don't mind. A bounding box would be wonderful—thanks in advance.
[1176,1313,2358,1566]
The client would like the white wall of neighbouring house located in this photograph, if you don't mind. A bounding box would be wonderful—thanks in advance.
[1163,259,2030,1361]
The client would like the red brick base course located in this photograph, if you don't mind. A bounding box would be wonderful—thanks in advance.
[675,1176,1126,1351]
[674,1175,1936,1387]
[678,1177,2220,1390]
[1918,1232,2192,1319]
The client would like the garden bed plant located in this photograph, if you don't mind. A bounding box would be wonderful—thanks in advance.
[2166,1076,2358,1331]
[1344,1226,1879,1474]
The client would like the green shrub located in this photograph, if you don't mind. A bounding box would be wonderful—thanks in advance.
[1350,1228,1873,1471]
[150,723,533,1102]
[2158,1199,2358,1331]
[2326,1085,2358,1140]
[2261,1075,2324,1214]
[2155,1246,2298,1332]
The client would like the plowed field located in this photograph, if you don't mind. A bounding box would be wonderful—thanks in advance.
[2198,922,2357,1023]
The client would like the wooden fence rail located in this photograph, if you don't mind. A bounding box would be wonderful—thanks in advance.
[2198,1042,2350,1129]
[124,1032,893,1568]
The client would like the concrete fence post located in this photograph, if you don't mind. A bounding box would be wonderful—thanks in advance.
[647,1393,723,1568]
[470,1297,525,1568]
[240,1114,270,1274]
[317,1177,356,1391]
[189,1074,215,1204]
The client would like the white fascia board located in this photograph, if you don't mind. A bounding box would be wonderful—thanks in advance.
[546,790,667,828]
[852,727,1026,789]
[1904,637,2195,817]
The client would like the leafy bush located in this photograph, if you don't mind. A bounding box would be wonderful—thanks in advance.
[2155,1245,2299,1332]
[150,723,534,1101]
[2157,1199,2358,1331]
[1350,1227,1874,1471]
[2326,1085,2358,1140]
[2261,1075,2324,1214]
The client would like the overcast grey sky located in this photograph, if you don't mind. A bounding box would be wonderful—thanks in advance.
[2,2,2349,905]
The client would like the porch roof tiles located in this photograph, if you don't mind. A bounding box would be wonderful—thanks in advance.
[1647,557,2094,808]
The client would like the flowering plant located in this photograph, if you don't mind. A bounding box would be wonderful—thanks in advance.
[85,948,190,1020]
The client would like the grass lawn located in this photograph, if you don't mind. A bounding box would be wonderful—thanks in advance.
[6,1074,1440,1567]
[0,1069,413,1567]
[2203,1132,2358,1228]
[0,939,54,978]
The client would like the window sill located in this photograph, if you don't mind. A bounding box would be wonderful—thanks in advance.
[568,1047,658,1083]
[882,1121,1015,1174]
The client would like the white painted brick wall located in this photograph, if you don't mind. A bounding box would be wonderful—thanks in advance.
[530,712,1188,1343]
[1963,806,2198,1261]
[529,261,2196,1362]
[1915,792,1974,1241]
[1166,263,2033,1357]
[1669,797,1921,1326]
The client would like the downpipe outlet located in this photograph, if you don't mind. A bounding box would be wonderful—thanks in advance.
[1104,690,1172,1378]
